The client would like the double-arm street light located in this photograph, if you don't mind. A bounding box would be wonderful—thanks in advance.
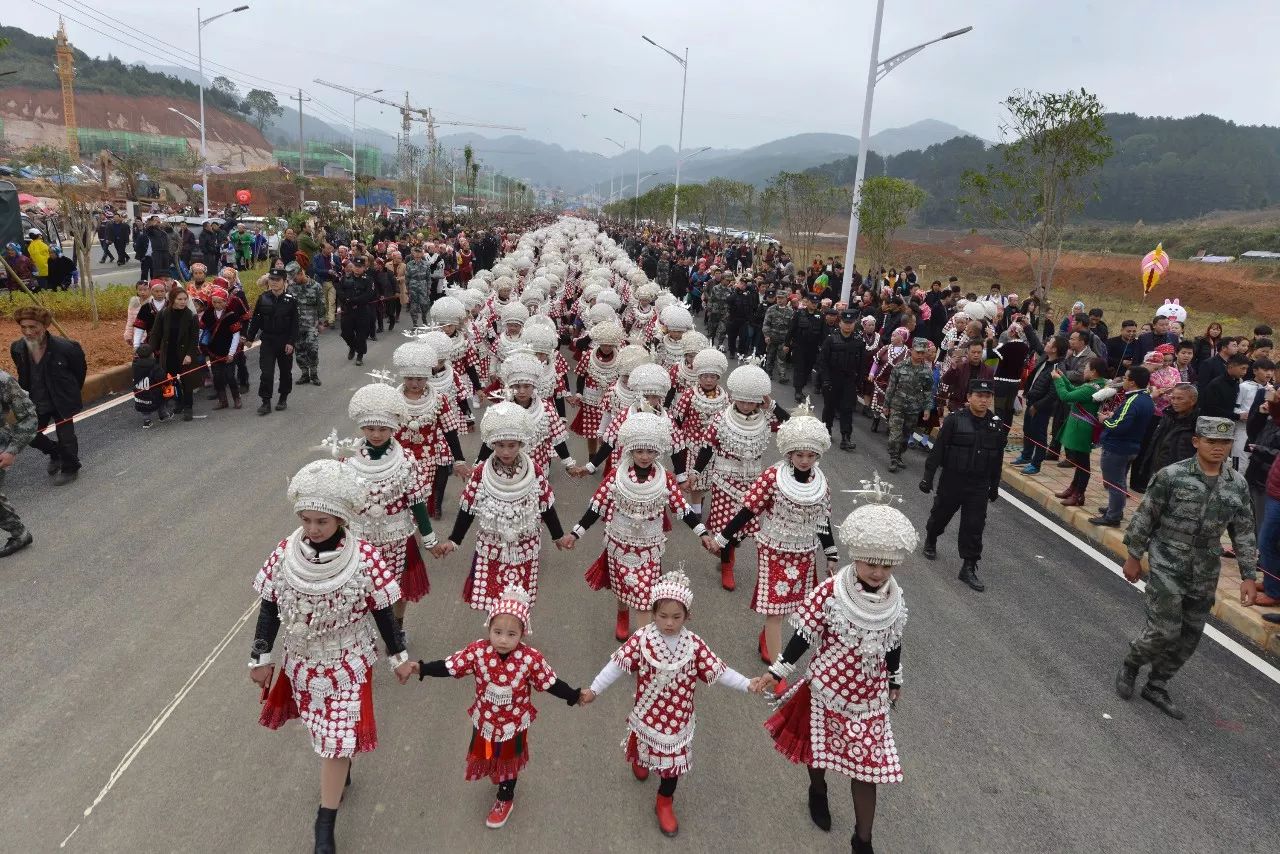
[641,35,688,230]
[838,0,972,303]
[613,107,643,225]
[196,4,249,218]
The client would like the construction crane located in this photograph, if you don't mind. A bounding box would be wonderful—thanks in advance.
[54,18,80,162]
[313,80,522,206]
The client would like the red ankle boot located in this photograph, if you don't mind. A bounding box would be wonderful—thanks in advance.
[632,761,649,781]
[1060,489,1084,507]
[614,609,630,642]
[655,793,678,837]
[720,546,736,591]
[758,628,770,664]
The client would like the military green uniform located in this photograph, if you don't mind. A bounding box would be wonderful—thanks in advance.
[704,280,732,347]
[288,270,326,383]
[762,301,795,382]
[405,258,432,327]
[884,341,935,469]
[1122,451,1257,690]
[0,371,37,543]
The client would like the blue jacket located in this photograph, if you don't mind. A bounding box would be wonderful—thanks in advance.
[311,252,333,282]
[1101,388,1155,455]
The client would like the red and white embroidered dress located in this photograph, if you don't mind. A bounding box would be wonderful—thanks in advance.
[611,625,727,776]
[670,385,728,491]
[445,640,559,781]
[570,346,619,438]
[740,463,832,615]
[588,464,692,610]
[704,406,778,533]
[396,385,462,466]
[254,531,398,758]
[457,454,554,611]
[345,441,433,600]
[767,574,906,783]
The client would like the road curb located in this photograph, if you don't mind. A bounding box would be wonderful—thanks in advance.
[82,363,133,403]
[1000,463,1280,657]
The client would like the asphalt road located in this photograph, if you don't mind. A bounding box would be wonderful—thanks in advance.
[1,325,1277,854]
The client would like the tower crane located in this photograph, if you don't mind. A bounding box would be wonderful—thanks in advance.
[54,18,80,161]
[313,80,522,204]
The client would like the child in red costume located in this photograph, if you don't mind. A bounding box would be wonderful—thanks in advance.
[409,586,583,829]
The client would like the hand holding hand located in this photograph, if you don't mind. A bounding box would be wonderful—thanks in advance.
[748,674,777,694]
[394,660,416,685]
[889,687,901,705]
[700,534,720,555]
[432,541,458,559]
[453,461,474,479]
[578,688,596,705]
[556,534,577,551]
[567,465,588,478]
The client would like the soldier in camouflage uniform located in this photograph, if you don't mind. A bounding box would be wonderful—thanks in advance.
[1116,416,1259,720]
[656,252,671,289]
[287,261,325,386]
[761,289,794,383]
[703,271,732,349]
[0,371,36,557]
[883,338,936,472]
[405,245,433,327]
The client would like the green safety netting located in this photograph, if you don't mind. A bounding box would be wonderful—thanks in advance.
[76,128,191,164]
[273,142,381,176]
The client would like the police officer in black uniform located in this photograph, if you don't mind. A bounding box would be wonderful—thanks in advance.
[337,255,377,366]
[816,309,866,451]
[919,378,1004,592]
[245,268,300,416]
[784,292,824,403]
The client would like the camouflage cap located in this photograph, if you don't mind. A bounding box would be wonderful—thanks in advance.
[284,261,302,274]
[911,337,930,352]
[1195,416,1234,439]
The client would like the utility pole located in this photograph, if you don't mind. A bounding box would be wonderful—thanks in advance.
[289,88,310,177]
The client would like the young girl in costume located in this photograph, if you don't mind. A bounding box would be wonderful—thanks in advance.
[583,362,675,476]
[711,400,837,671]
[596,344,653,450]
[689,362,790,591]
[668,329,709,395]
[342,383,437,627]
[436,399,568,611]
[656,304,694,369]
[250,459,416,854]
[475,351,578,475]
[486,302,529,395]
[753,474,917,854]
[392,340,470,519]
[410,585,583,829]
[428,295,481,428]
[624,282,661,341]
[520,316,571,418]
[580,570,762,837]
[669,347,729,515]
[569,319,625,456]
[569,412,715,641]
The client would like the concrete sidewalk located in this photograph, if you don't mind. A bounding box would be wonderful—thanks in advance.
[1000,424,1280,656]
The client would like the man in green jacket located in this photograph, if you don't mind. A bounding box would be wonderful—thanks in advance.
[1116,416,1258,720]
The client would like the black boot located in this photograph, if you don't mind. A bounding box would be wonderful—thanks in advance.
[311,372,322,387]
[1115,663,1138,700]
[275,396,288,411]
[922,536,937,560]
[314,806,337,854]
[1140,683,1185,720]
[958,559,985,592]
[852,832,875,854]
[807,783,831,832]
[348,348,355,361]
[257,400,272,416]
[297,373,311,385]
[840,435,856,451]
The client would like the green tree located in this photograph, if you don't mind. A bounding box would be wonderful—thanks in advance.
[959,88,1113,298]
[211,75,239,101]
[856,176,927,277]
[768,171,843,263]
[242,89,283,131]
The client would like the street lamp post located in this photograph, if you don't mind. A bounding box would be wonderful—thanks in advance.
[642,36,688,230]
[613,107,643,226]
[196,5,249,219]
[839,0,972,303]
[349,87,383,212]
[604,137,625,215]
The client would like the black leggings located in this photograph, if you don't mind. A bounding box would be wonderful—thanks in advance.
[497,778,517,801]
[1067,448,1091,492]
[658,776,678,797]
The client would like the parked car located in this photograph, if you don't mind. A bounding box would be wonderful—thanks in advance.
[302,200,320,213]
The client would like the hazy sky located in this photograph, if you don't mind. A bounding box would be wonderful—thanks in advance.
[7,0,1276,154]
